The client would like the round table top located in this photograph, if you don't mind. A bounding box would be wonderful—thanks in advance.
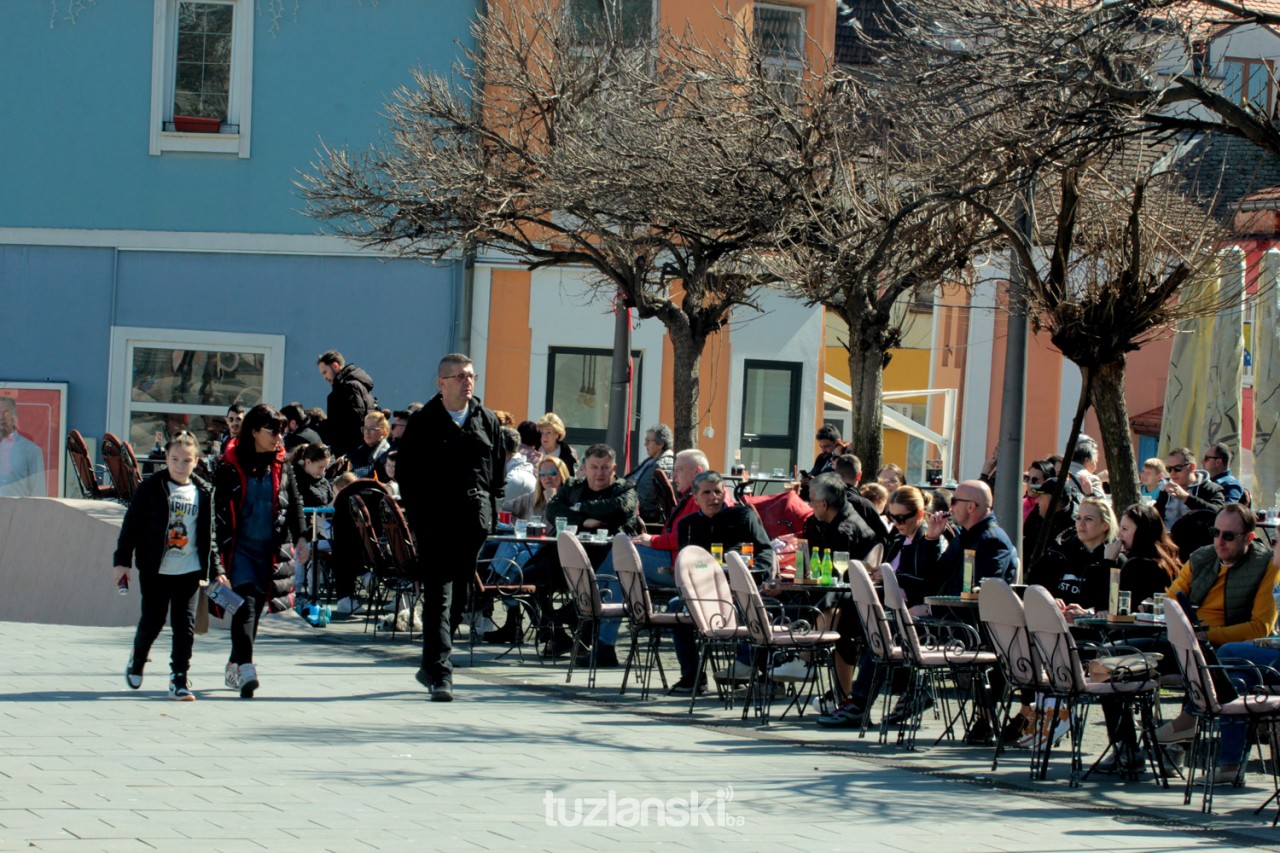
[924,595,980,607]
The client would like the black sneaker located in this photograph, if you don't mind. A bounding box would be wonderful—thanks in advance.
[168,672,195,702]
[125,653,143,690]
[575,644,620,668]
[885,693,934,725]
[668,676,708,696]
[431,680,454,702]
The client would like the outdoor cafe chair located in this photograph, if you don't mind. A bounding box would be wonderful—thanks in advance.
[557,531,625,689]
[470,549,541,665]
[611,533,692,699]
[100,432,142,506]
[66,430,116,501]
[725,552,840,724]
[362,489,422,640]
[1023,585,1163,788]
[673,545,752,714]
[846,559,908,741]
[1162,597,1280,818]
[881,565,997,749]
[347,493,419,640]
[979,579,1045,773]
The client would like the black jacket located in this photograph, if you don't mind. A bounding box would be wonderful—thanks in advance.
[397,394,506,535]
[293,464,334,509]
[915,514,1017,594]
[1102,554,1175,609]
[677,504,776,575]
[1154,476,1226,519]
[546,477,645,537]
[844,487,890,545]
[1028,532,1109,610]
[113,470,219,578]
[802,504,880,562]
[323,363,377,458]
[283,422,324,452]
[883,529,948,601]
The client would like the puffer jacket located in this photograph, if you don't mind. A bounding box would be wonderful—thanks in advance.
[214,439,305,612]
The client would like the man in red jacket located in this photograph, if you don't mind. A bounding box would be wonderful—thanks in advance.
[625,449,715,585]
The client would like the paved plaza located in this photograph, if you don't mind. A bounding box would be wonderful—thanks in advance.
[1,616,1279,852]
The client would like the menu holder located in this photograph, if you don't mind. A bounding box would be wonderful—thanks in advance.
[1107,613,1137,623]
[959,590,979,601]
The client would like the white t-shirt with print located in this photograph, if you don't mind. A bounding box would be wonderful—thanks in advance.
[158,481,202,576]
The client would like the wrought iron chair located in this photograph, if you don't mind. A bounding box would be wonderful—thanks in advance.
[362,490,423,641]
[66,430,116,500]
[1022,585,1163,787]
[979,579,1044,773]
[846,559,908,741]
[470,546,541,664]
[725,552,840,724]
[556,531,625,688]
[673,545,751,714]
[611,533,692,698]
[881,565,997,748]
[1163,597,1280,817]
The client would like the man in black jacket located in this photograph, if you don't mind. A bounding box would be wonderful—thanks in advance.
[397,353,505,702]
[316,350,377,458]
[1156,446,1226,560]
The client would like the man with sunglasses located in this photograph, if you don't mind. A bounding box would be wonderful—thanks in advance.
[1155,447,1225,530]
[1200,442,1245,505]
[1155,505,1279,759]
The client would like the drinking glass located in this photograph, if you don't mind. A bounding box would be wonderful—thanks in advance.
[832,551,850,583]
[555,518,568,535]
[1117,591,1132,616]
[514,519,528,539]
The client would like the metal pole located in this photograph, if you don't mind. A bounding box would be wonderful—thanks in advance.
[994,190,1032,581]
[606,295,632,465]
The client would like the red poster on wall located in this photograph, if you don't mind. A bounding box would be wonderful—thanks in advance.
[0,382,67,499]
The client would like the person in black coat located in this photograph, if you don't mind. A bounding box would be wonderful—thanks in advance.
[281,402,324,452]
[113,433,219,699]
[677,471,775,576]
[396,354,505,701]
[1155,447,1226,560]
[317,350,378,458]
[1027,497,1118,613]
[214,405,308,698]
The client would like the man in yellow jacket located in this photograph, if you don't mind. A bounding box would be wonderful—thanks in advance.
[1157,504,1278,745]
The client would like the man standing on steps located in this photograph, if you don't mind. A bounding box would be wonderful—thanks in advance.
[396,353,504,702]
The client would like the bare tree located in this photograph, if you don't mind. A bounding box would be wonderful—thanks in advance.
[298,1,798,451]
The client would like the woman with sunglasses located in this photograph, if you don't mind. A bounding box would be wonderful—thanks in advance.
[1022,460,1078,558]
[882,486,948,604]
[214,403,308,698]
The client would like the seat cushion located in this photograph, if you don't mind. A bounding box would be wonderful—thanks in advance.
[598,603,626,618]
[1219,694,1280,716]
[768,629,842,646]
[915,649,998,667]
[647,612,694,627]
[1082,678,1158,695]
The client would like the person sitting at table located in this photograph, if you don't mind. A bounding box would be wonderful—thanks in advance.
[482,454,571,645]
[499,427,537,520]
[292,443,334,510]
[773,473,878,696]
[1154,505,1279,745]
[1103,503,1181,607]
[832,453,890,544]
[1139,457,1167,502]
[528,444,642,663]
[516,420,543,467]
[625,423,675,526]
[349,412,391,480]
[1022,466,1079,561]
[536,412,578,476]
[675,470,775,689]
[877,463,904,492]
[1027,496,1117,617]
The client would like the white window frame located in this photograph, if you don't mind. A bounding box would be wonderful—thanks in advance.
[106,326,286,444]
[149,0,254,158]
[755,2,806,92]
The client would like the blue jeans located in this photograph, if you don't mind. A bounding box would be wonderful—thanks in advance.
[1217,642,1280,765]
[595,544,677,646]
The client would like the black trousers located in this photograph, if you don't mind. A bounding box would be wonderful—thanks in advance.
[419,525,488,681]
[133,571,202,674]
[229,583,269,665]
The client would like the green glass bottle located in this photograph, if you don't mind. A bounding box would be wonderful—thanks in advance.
[820,549,833,586]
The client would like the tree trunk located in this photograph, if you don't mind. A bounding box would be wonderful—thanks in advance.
[845,311,886,478]
[1092,357,1139,513]
[667,323,705,453]
[1030,365,1094,569]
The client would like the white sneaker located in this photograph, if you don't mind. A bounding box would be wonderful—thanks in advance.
[224,662,240,689]
[333,597,361,615]
[769,658,813,682]
[125,653,143,690]
[473,615,499,636]
[715,661,755,682]
[238,663,258,699]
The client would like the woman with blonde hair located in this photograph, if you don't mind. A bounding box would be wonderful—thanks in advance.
[535,412,577,476]
[1028,495,1117,614]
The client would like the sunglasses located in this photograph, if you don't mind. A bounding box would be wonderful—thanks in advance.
[1168,462,1191,473]
[361,426,383,433]
[1210,528,1244,542]
[887,511,917,524]
[538,470,561,478]
[1202,455,1225,462]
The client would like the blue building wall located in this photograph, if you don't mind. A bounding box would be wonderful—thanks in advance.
[2,245,459,439]
[1,0,479,234]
